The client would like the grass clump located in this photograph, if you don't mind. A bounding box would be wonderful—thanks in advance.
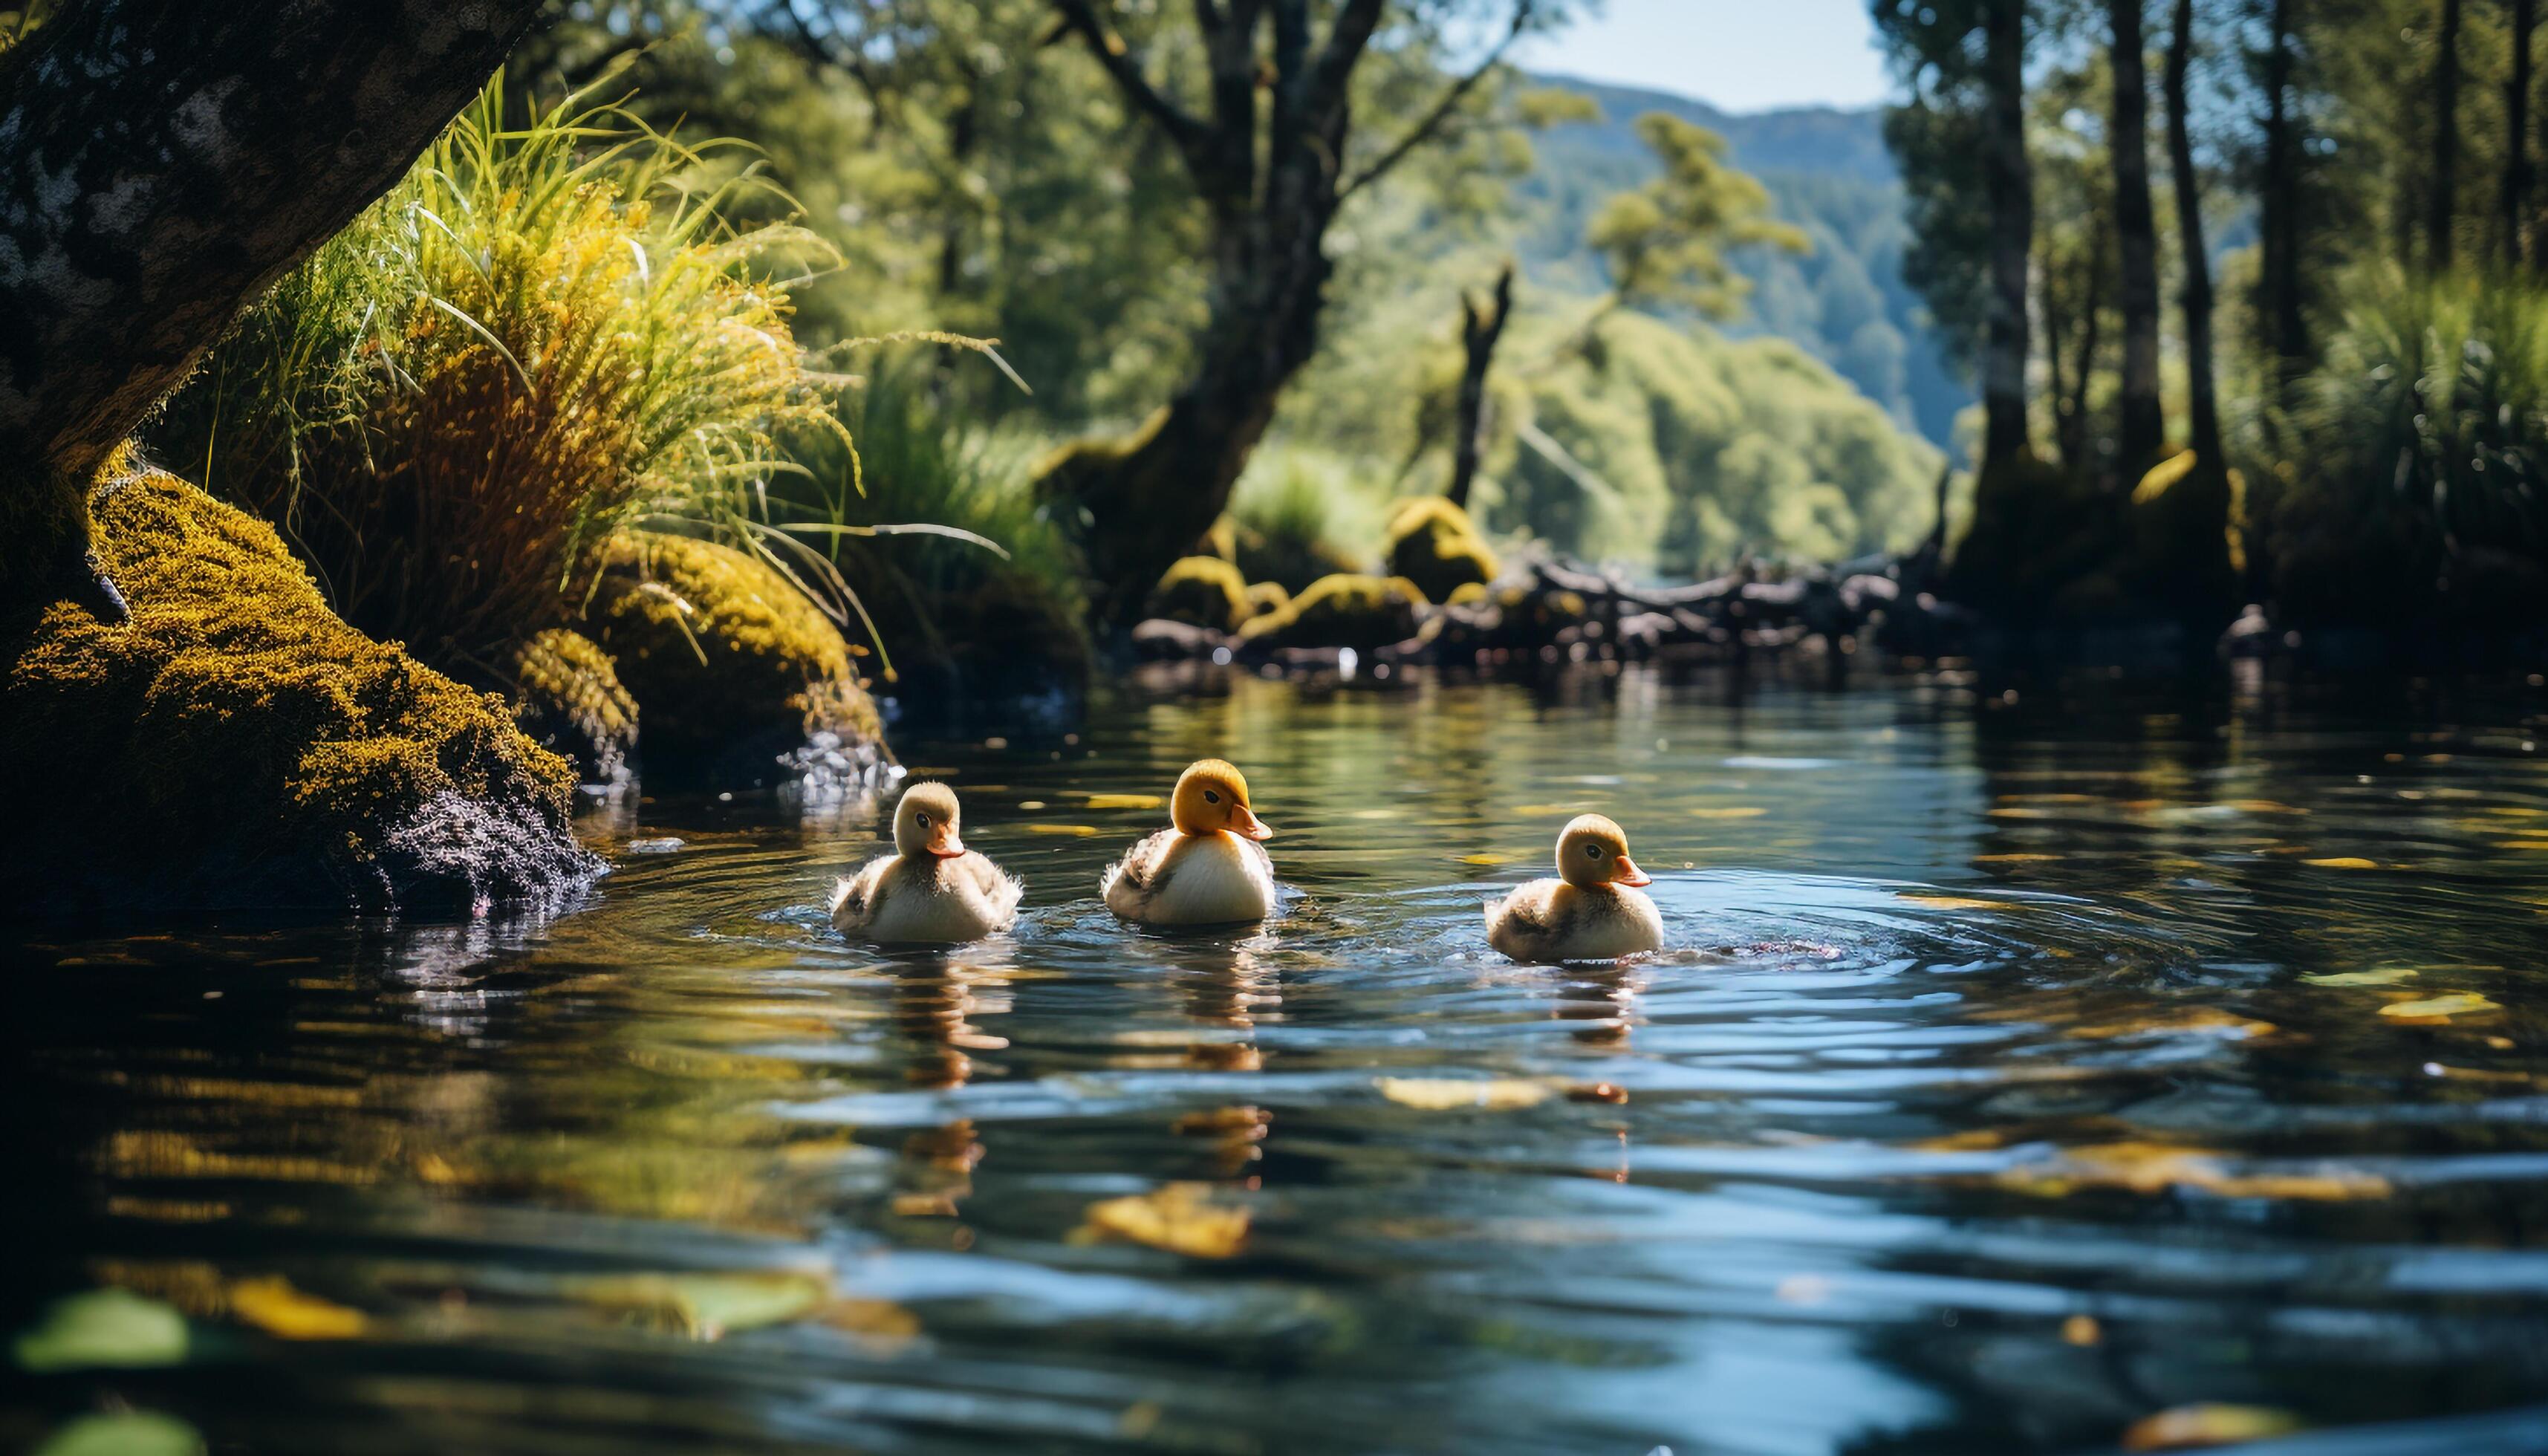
[1147,556,1251,633]
[150,74,848,672]
[1225,446,1384,591]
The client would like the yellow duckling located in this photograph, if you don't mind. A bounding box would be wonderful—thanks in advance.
[1101,759,1277,926]
[831,782,1021,944]
[1484,813,1662,961]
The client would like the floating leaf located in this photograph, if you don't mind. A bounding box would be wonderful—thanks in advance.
[2304,857,2379,870]
[2301,967,2419,987]
[1076,1183,1249,1258]
[1027,824,1099,836]
[1975,853,2060,863]
[13,1288,188,1371]
[2222,799,2308,815]
[1513,803,1588,816]
[1897,894,2003,911]
[2061,1314,2102,1347]
[1082,793,1162,810]
[2121,1403,2304,1451]
[1376,1076,1554,1111]
[2061,1009,2275,1041]
[1457,852,1517,866]
[2378,992,2501,1021]
[31,1412,206,1456]
[559,1271,830,1339]
[1993,1142,2389,1201]
[1689,806,1769,819]
[225,1277,367,1340]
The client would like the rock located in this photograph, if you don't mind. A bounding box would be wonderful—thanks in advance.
[1382,497,1499,602]
[507,628,637,789]
[1236,573,1428,651]
[1145,556,1252,634]
[584,533,889,788]
[1131,617,1231,661]
[0,459,602,914]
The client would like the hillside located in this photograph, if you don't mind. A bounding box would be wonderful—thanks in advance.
[1510,74,1970,452]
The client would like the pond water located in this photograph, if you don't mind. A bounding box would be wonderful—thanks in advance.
[7,666,2548,1455]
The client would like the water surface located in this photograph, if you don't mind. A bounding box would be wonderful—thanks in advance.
[8,666,2548,1454]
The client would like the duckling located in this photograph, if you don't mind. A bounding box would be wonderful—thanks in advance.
[831,782,1021,944]
[1484,813,1662,962]
[1101,759,1277,926]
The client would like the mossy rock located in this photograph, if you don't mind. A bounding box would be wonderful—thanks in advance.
[1445,581,1492,608]
[1145,556,1252,634]
[585,533,886,786]
[1237,573,1429,651]
[0,459,599,913]
[1244,581,1293,620]
[509,628,637,787]
[1197,517,1239,564]
[1383,497,1500,602]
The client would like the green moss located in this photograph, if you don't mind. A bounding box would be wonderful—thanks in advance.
[510,628,638,785]
[1147,556,1252,632]
[0,461,596,912]
[585,533,883,778]
[1383,496,1501,602]
[1236,573,1428,651]
[1244,580,1293,620]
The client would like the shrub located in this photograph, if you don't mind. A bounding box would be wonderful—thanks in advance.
[1226,445,1382,591]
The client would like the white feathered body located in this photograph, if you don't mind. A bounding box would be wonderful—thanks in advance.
[1484,880,1662,962]
[1102,829,1275,926]
[831,853,1021,944]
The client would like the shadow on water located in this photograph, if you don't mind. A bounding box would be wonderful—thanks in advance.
[6,663,2548,1453]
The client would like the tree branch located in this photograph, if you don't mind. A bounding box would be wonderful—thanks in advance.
[1341,0,1533,201]
[1307,0,1389,129]
[1047,0,1209,158]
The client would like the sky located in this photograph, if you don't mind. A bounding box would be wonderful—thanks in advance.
[1515,0,1896,114]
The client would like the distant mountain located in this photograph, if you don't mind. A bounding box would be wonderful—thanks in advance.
[1509,74,1971,452]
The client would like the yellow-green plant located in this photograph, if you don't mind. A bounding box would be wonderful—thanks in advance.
[153,75,853,669]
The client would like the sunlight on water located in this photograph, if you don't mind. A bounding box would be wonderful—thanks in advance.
[7,667,2548,1453]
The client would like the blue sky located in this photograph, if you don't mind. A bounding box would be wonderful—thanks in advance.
[1516,0,1894,114]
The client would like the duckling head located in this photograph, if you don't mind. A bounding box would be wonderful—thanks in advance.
[1556,813,1650,889]
[894,781,968,859]
[1171,758,1273,840]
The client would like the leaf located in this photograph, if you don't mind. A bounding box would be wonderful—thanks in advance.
[31,1412,206,1456]
[1993,1142,2390,1201]
[2378,992,2501,1021]
[1689,806,1769,819]
[1897,893,2003,911]
[1027,824,1099,836]
[2061,1009,2275,1041]
[1458,852,1518,866]
[2304,857,2380,870]
[225,1276,367,1340]
[1975,853,2060,863]
[2120,1403,2304,1451]
[559,1271,830,1339]
[1076,1183,1249,1259]
[1513,803,1589,816]
[13,1288,188,1371]
[1082,793,1163,810]
[1376,1076,1555,1111]
[2301,967,2419,987]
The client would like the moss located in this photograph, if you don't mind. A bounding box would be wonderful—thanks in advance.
[584,533,885,782]
[1244,581,1293,620]
[0,461,598,913]
[1147,556,1252,633]
[1446,581,1492,608]
[1236,573,1428,651]
[509,628,638,787]
[1383,496,1500,602]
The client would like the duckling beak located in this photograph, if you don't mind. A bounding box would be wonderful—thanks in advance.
[1610,854,1651,888]
[924,828,968,859]
[1229,804,1273,841]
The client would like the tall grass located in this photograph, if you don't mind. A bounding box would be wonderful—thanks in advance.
[2269,265,2548,621]
[1226,444,1387,590]
[153,75,850,666]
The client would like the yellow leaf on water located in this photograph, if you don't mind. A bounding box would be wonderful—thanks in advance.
[2222,799,2308,815]
[2062,1009,2275,1041]
[1027,824,1099,836]
[1458,852,1517,866]
[559,1271,830,1339]
[2492,840,2548,851]
[2301,967,2418,987]
[2061,1314,2102,1347]
[1082,793,1163,810]
[1897,894,2003,911]
[1076,1183,1249,1258]
[2121,1403,2304,1451]
[2304,857,2380,870]
[1513,803,1587,816]
[2378,992,2501,1021]
[1993,1142,2389,1201]
[1689,806,1769,819]
[1986,807,2058,819]
[225,1277,366,1341]
[1975,853,2060,863]
[1375,1076,1554,1111]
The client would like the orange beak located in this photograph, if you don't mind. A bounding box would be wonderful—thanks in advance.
[925,828,967,859]
[1611,854,1651,888]
[1229,804,1273,841]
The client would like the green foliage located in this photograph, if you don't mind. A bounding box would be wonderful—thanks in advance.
[1587,113,1809,317]
[150,75,845,666]
[1226,446,1386,591]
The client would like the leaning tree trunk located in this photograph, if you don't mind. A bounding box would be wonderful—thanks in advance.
[1447,263,1515,512]
[2431,0,2463,270]
[2110,0,2165,473]
[1980,0,2035,470]
[0,0,545,611]
[2166,0,2221,471]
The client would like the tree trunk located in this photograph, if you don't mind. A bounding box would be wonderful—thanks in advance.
[2256,0,2308,386]
[2110,0,2165,471]
[2431,0,2463,270]
[2509,0,2537,265]
[0,0,545,609]
[2166,0,2221,468]
[1448,264,1515,511]
[1981,0,2035,469]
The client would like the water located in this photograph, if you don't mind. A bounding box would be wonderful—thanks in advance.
[7,666,2548,1455]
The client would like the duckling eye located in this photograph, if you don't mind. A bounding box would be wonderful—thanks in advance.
[1585,844,1604,859]
[916,813,932,828]
[1203,789,1221,805]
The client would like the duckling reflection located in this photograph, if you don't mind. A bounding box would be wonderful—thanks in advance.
[1171,941,1279,1073]
[1548,961,1643,1050]
[883,953,1010,1221]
